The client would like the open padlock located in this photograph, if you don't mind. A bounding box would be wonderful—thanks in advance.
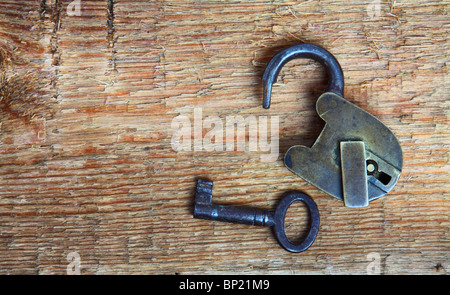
[263,44,403,208]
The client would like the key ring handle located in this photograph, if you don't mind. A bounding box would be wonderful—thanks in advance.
[273,192,320,253]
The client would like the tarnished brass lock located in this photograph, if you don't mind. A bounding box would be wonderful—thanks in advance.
[263,44,403,208]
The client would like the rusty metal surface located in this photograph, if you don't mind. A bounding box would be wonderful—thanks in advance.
[340,141,369,208]
[284,92,403,203]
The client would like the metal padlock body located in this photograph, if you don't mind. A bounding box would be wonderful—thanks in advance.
[263,43,403,207]
[284,91,403,203]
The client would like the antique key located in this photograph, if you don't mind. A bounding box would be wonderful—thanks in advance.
[263,44,403,208]
[193,179,320,253]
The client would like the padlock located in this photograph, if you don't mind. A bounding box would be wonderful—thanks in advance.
[263,44,403,208]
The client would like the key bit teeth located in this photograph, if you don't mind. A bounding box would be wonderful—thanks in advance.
[196,179,213,193]
[195,179,213,206]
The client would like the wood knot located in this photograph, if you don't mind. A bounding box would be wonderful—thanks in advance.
[0,45,53,121]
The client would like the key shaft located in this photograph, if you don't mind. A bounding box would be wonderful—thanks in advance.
[194,203,275,226]
[194,179,274,226]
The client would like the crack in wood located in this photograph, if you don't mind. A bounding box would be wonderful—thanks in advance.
[106,0,118,77]
[39,0,47,21]
[50,0,62,100]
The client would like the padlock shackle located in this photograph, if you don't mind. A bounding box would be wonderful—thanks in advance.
[262,43,344,109]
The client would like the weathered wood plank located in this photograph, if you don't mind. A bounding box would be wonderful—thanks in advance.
[0,0,448,274]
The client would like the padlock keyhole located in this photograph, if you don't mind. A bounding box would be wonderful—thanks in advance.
[366,160,392,185]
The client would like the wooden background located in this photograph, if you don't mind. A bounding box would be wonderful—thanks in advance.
[0,0,448,274]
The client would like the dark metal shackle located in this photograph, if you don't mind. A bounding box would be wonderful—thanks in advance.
[262,43,344,109]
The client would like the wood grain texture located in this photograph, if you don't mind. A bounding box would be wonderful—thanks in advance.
[0,0,448,274]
